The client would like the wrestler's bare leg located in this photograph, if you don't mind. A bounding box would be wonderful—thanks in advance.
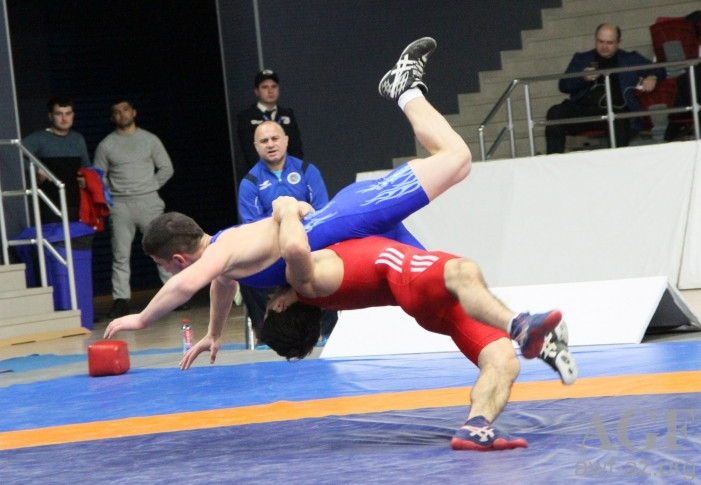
[378,37,471,202]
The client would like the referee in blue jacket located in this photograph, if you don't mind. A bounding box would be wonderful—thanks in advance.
[238,121,337,347]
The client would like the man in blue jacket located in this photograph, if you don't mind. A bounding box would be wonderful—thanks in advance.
[546,23,666,154]
[238,121,336,346]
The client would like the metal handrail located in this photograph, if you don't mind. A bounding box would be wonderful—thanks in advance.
[478,58,701,160]
[0,138,78,310]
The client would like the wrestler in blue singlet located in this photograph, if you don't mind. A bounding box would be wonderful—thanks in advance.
[217,163,429,287]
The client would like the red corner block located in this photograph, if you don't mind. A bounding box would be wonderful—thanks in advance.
[88,340,130,377]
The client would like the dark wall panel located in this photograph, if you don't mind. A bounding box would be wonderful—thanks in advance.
[5,0,560,293]
[7,0,233,293]
[219,0,561,197]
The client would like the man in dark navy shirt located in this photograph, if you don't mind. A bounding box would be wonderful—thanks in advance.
[235,70,303,186]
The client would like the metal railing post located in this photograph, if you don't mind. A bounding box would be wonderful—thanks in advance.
[603,75,616,148]
[57,186,78,310]
[523,82,536,156]
[0,175,8,266]
[0,138,79,311]
[689,65,700,140]
[478,126,486,161]
[26,160,48,286]
[506,97,516,158]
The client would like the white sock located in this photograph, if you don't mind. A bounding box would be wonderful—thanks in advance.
[397,87,424,111]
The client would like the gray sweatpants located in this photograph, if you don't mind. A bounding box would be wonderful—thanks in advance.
[109,192,170,300]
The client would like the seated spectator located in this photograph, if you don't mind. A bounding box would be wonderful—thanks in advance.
[546,23,666,154]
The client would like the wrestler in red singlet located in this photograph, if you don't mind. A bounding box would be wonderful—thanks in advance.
[298,236,508,364]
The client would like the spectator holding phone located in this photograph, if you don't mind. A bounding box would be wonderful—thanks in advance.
[545,23,665,154]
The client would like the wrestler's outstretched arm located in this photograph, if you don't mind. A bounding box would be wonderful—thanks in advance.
[104,238,234,339]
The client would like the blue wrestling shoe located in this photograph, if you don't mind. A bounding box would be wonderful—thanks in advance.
[509,310,562,359]
[539,321,578,385]
[378,37,436,99]
[451,416,528,451]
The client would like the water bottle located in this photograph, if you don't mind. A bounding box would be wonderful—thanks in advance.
[182,319,194,354]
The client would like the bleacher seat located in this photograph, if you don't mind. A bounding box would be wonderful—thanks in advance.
[634,77,679,136]
[649,17,700,141]
[650,18,699,63]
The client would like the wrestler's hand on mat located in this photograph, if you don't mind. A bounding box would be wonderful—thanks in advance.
[179,334,221,370]
[103,314,147,339]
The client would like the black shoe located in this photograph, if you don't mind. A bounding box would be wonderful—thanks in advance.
[378,37,436,99]
[538,321,578,385]
[107,298,130,319]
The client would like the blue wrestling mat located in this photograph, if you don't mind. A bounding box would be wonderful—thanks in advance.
[1,342,700,484]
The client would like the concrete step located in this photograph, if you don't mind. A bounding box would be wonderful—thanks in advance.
[538,0,698,31]
[0,264,28,292]
[0,309,86,344]
[0,286,55,319]
[0,257,88,347]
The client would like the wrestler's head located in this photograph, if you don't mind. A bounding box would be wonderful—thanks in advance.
[261,302,323,360]
[143,212,204,260]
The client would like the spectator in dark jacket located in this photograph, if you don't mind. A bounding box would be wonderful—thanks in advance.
[235,69,303,186]
[546,23,666,153]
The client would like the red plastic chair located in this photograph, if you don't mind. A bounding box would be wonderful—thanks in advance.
[650,18,699,61]
[657,14,701,44]
[635,78,679,108]
[634,78,679,131]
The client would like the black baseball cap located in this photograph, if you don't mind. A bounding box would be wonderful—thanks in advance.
[254,69,279,87]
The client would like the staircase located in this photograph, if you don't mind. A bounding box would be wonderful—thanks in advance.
[0,263,86,347]
[399,0,700,162]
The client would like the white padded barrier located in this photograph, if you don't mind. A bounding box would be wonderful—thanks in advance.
[320,277,700,359]
[357,141,701,289]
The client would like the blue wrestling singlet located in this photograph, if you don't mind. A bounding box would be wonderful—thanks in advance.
[237,163,429,287]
